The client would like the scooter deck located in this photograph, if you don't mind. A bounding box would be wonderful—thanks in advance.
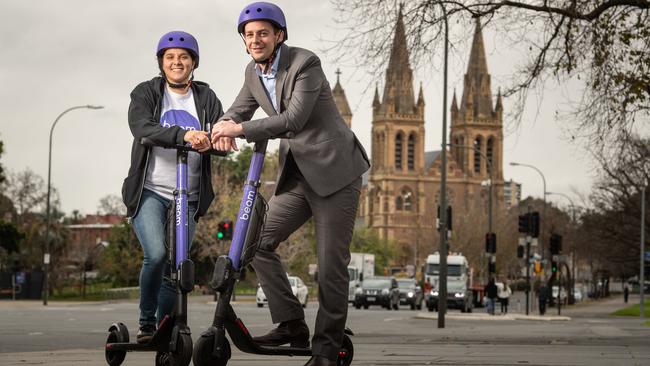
[224,318,312,357]
[105,315,174,352]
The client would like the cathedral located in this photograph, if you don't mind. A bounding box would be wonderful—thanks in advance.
[333,12,514,266]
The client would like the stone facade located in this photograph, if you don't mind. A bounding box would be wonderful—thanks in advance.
[353,13,509,266]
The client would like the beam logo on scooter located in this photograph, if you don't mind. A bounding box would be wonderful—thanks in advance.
[175,197,182,227]
[240,189,256,221]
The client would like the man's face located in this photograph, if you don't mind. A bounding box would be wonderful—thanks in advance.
[162,48,194,84]
[243,20,283,62]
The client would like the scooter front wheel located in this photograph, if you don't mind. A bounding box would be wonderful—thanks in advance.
[192,333,231,366]
[155,333,193,366]
[337,334,354,366]
[105,323,129,366]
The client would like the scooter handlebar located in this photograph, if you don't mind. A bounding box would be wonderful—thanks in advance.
[139,137,228,156]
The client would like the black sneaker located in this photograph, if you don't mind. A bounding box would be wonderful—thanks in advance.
[136,324,156,344]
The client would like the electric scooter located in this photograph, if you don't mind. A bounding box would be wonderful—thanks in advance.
[192,141,354,366]
[104,133,226,366]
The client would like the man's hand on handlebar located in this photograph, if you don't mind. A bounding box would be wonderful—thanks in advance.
[184,130,211,152]
[211,120,242,152]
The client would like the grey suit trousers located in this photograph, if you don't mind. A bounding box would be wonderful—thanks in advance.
[252,169,361,359]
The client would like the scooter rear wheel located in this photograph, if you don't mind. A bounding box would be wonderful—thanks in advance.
[105,323,129,366]
[192,334,231,366]
[337,334,354,366]
[155,333,193,366]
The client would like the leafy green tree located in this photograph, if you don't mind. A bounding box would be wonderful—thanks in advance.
[98,221,142,286]
[350,227,397,275]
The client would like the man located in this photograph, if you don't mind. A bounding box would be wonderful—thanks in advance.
[484,277,498,315]
[211,3,369,366]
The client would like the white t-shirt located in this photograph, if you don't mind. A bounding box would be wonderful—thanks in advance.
[144,86,201,201]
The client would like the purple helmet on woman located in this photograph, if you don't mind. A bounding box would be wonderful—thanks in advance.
[237,2,287,41]
[156,31,200,68]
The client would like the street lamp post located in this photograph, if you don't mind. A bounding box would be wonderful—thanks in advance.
[546,191,577,305]
[641,184,646,321]
[510,162,547,261]
[437,1,450,329]
[43,105,103,305]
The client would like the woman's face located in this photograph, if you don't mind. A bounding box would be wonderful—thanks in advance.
[162,48,194,84]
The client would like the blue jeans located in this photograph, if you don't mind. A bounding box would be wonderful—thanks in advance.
[133,189,197,327]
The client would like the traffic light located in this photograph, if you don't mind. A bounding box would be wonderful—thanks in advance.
[517,245,524,258]
[530,212,540,238]
[550,233,562,255]
[223,220,233,240]
[488,261,496,274]
[518,214,530,233]
[518,212,540,237]
[437,206,452,230]
[534,260,542,274]
[485,233,496,253]
[217,221,226,240]
[551,260,558,273]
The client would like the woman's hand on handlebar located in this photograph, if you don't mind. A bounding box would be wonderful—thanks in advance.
[184,130,211,152]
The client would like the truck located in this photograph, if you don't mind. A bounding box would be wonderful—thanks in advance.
[423,252,474,312]
[348,252,375,302]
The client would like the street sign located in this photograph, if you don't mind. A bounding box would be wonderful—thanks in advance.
[44,253,50,264]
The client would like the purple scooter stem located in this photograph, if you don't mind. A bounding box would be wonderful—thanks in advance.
[228,143,267,269]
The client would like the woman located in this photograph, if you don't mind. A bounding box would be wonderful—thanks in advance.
[498,279,512,314]
[121,31,222,343]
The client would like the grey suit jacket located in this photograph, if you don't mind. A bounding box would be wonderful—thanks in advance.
[223,44,370,197]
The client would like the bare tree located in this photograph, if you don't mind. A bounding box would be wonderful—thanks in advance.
[3,168,59,218]
[329,0,649,153]
[97,194,127,216]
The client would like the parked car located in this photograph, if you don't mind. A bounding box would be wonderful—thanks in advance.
[573,287,583,302]
[426,281,473,313]
[552,285,568,306]
[256,275,309,308]
[354,276,400,310]
[396,278,423,310]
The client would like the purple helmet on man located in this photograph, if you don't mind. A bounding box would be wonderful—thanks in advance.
[156,31,200,68]
[237,2,287,41]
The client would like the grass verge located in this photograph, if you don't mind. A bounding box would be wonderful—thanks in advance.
[611,300,650,317]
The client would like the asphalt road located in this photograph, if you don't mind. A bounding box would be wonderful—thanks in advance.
[0,294,648,365]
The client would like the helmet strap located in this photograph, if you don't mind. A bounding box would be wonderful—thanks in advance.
[167,72,194,90]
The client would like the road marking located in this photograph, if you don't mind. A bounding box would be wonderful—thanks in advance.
[28,332,43,336]
[590,326,630,337]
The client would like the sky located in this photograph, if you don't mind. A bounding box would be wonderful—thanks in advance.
[0,0,628,216]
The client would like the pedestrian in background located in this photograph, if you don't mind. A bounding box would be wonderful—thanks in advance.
[498,279,512,315]
[538,282,549,315]
[623,282,630,303]
[485,277,498,315]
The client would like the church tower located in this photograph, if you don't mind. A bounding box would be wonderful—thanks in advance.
[331,68,353,128]
[368,7,425,240]
[450,19,504,183]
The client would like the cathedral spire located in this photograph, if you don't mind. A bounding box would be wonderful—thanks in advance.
[331,68,352,128]
[381,5,416,115]
[373,83,381,110]
[417,82,425,106]
[460,18,494,120]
